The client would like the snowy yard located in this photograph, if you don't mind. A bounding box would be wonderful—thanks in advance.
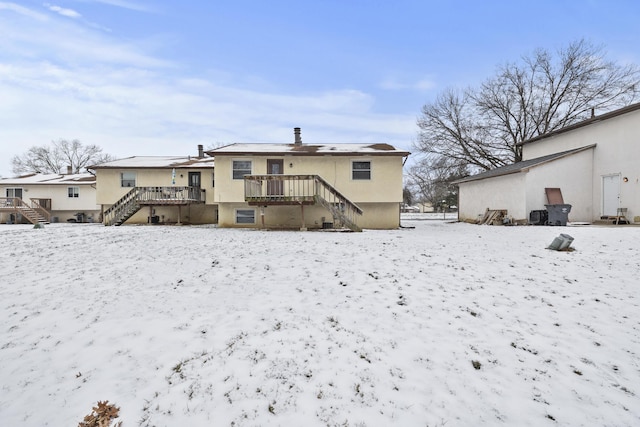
[1,217,639,426]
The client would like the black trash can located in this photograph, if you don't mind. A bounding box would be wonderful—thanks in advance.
[529,210,548,225]
[545,204,572,226]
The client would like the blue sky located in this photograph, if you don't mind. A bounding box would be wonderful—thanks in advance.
[1,0,639,177]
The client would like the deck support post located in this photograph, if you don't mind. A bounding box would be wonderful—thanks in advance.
[300,204,307,231]
[177,205,182,225]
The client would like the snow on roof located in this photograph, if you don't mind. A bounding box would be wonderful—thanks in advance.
[89,156,214,169]
[453,145,596,184]
[0,173,96,185]
[207,143,410,156]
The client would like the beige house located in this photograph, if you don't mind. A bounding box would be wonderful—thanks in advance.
[0,172,99,224]
[456,103,640,224]
[89,147,216,225]
[208,128,410,231]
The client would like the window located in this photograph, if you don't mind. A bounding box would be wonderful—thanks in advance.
[236,209,255,224]
[352,161,371,180]
[6,188,23,198]
[121,172,136,187]
[232,160,252,180]
[68,187,79,198]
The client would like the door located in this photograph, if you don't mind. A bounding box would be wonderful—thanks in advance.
[188,172,201,188]
[188,172,202,200]
[266,159,284,197]
[6,188,23,199]
[602,174,620,216]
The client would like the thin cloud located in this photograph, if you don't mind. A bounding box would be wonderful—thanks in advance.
[88,0,155,13]
[379,76,437,91]
[44,3,82,18]
[0,1,48,20]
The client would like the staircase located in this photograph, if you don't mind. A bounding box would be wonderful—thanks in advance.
[313,176,363,232]
[244,175,363,231]
[103,187,142,226]
[0,198,51,225]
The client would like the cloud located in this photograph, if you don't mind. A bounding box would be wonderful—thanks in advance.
[44,3,81,18]
[379,76,437,92]
[0,2,415,177]
[89,0,155,13]
[0,1,48,20]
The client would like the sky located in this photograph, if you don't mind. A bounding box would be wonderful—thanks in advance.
[1,0,640,177]
[1,217,639,426]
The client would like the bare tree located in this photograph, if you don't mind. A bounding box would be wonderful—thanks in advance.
[11,139,114,175]
[407,155,468,210]
[415,39,640,172]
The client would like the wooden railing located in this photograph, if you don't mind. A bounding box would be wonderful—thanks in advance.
[244,175,363,231]
[0,197,50,224]
[30,199,52,223]
[103,186,206,226]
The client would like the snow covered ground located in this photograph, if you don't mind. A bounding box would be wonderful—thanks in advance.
[1,217,639,426]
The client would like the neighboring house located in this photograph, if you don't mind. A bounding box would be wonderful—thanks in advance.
[0,172,99,224]
[455,103,640,224]
[89,146,216,225]
[207,128,410,231]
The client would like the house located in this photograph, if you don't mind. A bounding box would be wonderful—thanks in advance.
[0,171,99,224]
[207,128,410,231]
[455,103,640,224]
[88,146,216,225]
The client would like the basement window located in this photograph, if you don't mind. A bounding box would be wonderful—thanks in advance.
[236,209,256,224]
[352,161,371,180]
[68,187,79,198]
[232,160,252,180]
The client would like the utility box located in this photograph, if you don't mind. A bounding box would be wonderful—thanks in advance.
[545,204,572,226]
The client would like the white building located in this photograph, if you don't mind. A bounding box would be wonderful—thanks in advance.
[0,173,99,224]
[456,103,640,224]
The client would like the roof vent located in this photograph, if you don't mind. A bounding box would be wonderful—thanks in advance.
[294,127,302,145]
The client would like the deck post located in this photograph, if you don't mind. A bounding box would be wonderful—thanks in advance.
[300,204,307,231]
[177,205,182,225]
[149,206,153,223]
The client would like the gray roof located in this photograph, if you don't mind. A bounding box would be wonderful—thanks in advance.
[453,145,596,184]
[89,156,214,169]
[207,143,410,156]
[0,173,95,185]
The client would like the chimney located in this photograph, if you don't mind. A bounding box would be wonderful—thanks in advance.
[294,127,302,145]
[66,166,72,175]
[198,144,204,158]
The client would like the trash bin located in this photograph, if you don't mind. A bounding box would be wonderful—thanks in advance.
[545,204,572,226]
[548,233,574,251]
[529,210,548,225]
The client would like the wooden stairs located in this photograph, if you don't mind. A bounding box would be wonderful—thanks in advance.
[0,197,51,225]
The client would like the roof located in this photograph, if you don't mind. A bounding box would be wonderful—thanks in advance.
[453,145,596,184]
[517,102,640,147]
[0,173,96,185]
[89,156,214,169]
[207,143,410,156]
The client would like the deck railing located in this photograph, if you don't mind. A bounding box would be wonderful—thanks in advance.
[0,197,50,224]
[103,186,205,225]
[244,175,363,230]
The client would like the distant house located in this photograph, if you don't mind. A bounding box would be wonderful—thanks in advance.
[89,146,216,225]
[0,172,98,224]
[207,128,410,231]
[455,103,640,224]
